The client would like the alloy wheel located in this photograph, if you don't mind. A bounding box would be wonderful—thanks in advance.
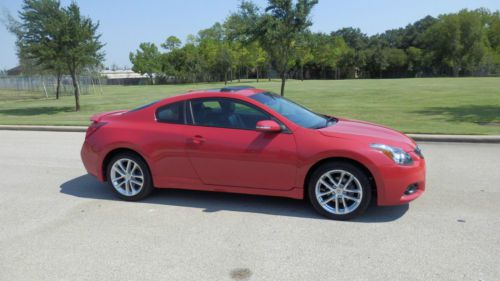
[110,158,145,197]
[315,169,363,215]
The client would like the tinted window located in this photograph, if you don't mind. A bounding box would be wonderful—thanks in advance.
[189,98,270,130]
[156,101,185,124]
[250,92,328,129]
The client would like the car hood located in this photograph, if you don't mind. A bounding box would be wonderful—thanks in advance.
[318,118,416,151]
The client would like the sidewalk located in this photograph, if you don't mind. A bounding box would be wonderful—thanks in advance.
[1,124,500,143]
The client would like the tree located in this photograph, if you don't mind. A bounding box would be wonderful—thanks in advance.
[129,42,161,84]
[233,0,318,96]
[12,0,67,99]
[161,36,181,51]
[59,3,104,110]
[423,9,490,76]
[310,34,349,79]
[295,32,313,80]
[11,0,103,107]
[406,46,424,76]
[254,45,268,82]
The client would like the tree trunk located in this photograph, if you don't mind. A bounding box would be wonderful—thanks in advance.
[70,71,80,112]
[238,67,241,83]
[256,67,260,83]
[224,70,228,85]
[280,72,286,96]
[55,73,62,99]
[301,64,304,81]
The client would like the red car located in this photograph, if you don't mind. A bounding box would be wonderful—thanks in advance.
[81,86,425,220]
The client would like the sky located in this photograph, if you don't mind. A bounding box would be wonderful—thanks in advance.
[1,0,500,70]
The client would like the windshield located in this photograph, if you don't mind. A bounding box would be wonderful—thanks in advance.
[250,92,334,129]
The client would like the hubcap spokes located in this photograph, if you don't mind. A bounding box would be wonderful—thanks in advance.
[315,170,363,215]
[110,159,144,196]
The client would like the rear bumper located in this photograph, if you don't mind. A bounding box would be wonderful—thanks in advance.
[376,156,426,206]
[81,140,105,181]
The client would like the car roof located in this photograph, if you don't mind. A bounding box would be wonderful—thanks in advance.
[183,86,265,97]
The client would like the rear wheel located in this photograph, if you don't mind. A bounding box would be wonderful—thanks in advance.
[308,161,371,220]
[106,152,153,201]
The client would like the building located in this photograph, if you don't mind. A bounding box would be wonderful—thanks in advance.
[101,69,149,85]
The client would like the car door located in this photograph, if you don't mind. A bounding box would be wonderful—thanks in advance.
[184,97,297,190]
[147,101,200,187]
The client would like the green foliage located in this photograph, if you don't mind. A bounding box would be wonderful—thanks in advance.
[129,42,161,83]
[161,36,181,51]
[422,9,497,76]
[129,6,500,85]
[11,0,104,110]
[252,0,318,95]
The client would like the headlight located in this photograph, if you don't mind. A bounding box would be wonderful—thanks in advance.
[370,143,413,165]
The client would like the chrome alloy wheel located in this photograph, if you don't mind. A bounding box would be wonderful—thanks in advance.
[315,169,363,215]
[110,158,145,197]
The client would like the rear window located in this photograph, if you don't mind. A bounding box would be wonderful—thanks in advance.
[156,101,185,124]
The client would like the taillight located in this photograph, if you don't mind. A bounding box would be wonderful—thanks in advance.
[86,121,107,138]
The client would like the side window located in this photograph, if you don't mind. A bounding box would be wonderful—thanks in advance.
[156,101,185,124]
[189,98,271,130]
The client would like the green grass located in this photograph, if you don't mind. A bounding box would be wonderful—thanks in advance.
[0,78,499,134]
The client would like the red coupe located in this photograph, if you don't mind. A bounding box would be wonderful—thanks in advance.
[81,86,425,220]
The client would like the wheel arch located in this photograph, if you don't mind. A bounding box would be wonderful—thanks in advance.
[101,148,152,183]
[303,157,377,200]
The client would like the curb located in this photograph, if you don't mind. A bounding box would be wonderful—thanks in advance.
[0,125,86,132]
[407,134,500,143]
[1,125,500,143]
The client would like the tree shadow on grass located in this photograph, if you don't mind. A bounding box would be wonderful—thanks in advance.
[0,106,74,116]
[60,174,409,223]
[414,105,500,125]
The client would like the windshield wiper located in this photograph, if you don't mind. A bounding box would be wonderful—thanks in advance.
[311,117,337,129]
[326,116,338,126]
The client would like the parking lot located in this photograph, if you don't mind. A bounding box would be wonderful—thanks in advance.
[0,130,499,281]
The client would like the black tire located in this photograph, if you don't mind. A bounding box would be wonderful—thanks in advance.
[308,161,371,220]
[106,152,154,201]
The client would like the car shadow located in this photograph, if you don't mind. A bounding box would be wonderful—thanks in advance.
[60,174,409,223]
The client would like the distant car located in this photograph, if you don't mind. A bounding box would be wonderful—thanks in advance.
[81,86,425,220]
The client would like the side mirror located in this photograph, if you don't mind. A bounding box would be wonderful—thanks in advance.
[256,120,281,133]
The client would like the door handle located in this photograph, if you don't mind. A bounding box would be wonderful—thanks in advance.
[191,135,205,144]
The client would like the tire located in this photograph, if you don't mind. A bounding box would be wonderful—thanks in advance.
[106,152,153,201]
[308,161,371,220]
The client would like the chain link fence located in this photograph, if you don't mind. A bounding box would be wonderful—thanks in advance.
[0,75,103,99]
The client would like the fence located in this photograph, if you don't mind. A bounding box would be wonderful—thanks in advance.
[0,75,103,98]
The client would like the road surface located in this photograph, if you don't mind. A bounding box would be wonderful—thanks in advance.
[0,130,499,281]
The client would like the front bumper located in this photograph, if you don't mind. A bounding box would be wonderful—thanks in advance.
[376,153,426,206]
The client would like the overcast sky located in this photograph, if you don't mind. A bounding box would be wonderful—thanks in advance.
[1,0,499,70]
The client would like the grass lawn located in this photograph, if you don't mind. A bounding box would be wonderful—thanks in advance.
[0,77,499,134]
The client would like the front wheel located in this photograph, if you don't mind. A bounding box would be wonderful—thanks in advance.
[106,153,153,201]
[308,162,371,220]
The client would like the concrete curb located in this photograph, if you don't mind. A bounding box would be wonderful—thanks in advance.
[0,125,86,132]
[407,134,500,143]
[1,125,500,143]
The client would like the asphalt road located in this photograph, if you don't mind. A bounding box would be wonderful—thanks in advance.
[1,130,499,281]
